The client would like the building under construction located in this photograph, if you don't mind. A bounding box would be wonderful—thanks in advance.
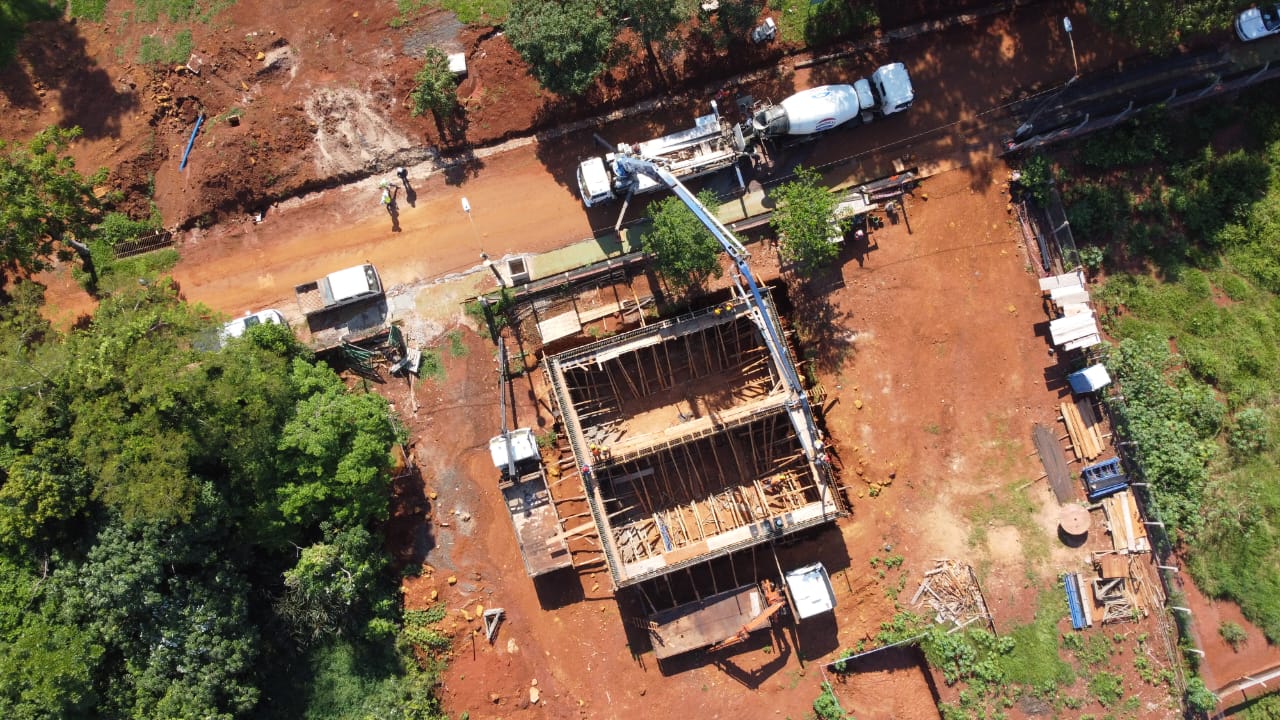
[546,292,844,590]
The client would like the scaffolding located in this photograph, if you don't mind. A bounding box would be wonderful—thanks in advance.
[548,292,842,588]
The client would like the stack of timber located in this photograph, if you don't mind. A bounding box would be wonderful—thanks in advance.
[1061,399,1106,461]
[1101,490,1149,554]
[910,560,993,632]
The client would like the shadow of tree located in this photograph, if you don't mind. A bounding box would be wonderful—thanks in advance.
[12,19,138,141]
[784,271,857,375]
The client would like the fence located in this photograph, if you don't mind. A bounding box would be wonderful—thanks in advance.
[112,230,175,259]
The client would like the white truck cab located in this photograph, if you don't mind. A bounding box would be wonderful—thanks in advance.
[577,156,615,207]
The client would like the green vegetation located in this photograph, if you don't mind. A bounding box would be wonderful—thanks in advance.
[447,329,467,358]
[139,29,194,63]
[812,681,850,720]
[1087,671,1124,707]
[642,190,725,294]
[770,166,843,276]
[1239,692,1280,720]
[1219,620,1248,650]
[1065,94,1280,643]
[0,0,60,66]
[774,0,878,46]
[0,276,449,718]
[440,0,511,25]
[696,0,763,48]
[1087,0,1235,52]
[1185,676,1218,714]
[506,0,613,97]
[67,0,109,22]
[1001,592,1074,689]
[0,126,106,291]
[410,47,458,121]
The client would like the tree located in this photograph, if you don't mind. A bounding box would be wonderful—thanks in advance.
[277,524,389,644]
[1088,0,1235,52]
[641,191,724,293]
[506,0,615,97]
[409,47,457,122]
[0,126,106,291]
[275,360,401,530]
[770,166,842,276]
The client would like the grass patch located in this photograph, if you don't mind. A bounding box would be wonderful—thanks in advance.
[773,0,878,46]
[447,330,467,358]
[66,0,108,22]
[390,0,430,28]
[1087,670,1125,707]
[418,349,444,381]
[138,29,193,64]
[966,486,1050,571]
[999,590,1074,688]
[440,0,510,25]
[1,0,61,66]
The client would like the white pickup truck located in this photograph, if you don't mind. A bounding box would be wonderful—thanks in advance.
[294,264,383,317]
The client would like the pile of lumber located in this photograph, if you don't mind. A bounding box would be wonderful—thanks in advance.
[1102,490,1149,554]
[1061,398,1106,461]
[910,560,992,631]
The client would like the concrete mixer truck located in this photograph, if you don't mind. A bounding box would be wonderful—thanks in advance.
[751,62,914,137]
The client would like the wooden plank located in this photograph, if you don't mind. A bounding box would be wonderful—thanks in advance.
[1076,399,1106,456]
[1061,402,1089,461]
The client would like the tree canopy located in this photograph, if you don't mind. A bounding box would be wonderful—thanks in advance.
[0,126,105,288]
[1087,0,1235,52]
[0,280,419,719]
[770,166,843,276]
[506,0,615,96]
[641,190,725,293]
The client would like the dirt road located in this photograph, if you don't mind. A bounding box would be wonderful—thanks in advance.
[36,3,1134,321]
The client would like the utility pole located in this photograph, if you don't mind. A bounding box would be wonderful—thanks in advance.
[1064,17,1079,79]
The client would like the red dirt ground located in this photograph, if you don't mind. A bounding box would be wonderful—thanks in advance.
[6,1,1271,717]
[372,163,1192,720]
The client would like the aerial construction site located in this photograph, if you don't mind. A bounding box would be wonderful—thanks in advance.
[546,295,843,589]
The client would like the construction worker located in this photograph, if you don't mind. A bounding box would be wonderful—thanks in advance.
[590,444,602,461]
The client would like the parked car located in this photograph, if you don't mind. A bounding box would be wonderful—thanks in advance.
[1237,4,1280,41]
[220,309,287,342]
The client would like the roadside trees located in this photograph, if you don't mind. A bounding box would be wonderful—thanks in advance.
[507,0,614,96]
[641,191,725,294]
[770,166,842,276]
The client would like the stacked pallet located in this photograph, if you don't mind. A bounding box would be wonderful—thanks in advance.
[1061,399,1106,461]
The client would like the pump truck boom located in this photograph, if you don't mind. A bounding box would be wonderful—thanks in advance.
[608,152,827,466]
